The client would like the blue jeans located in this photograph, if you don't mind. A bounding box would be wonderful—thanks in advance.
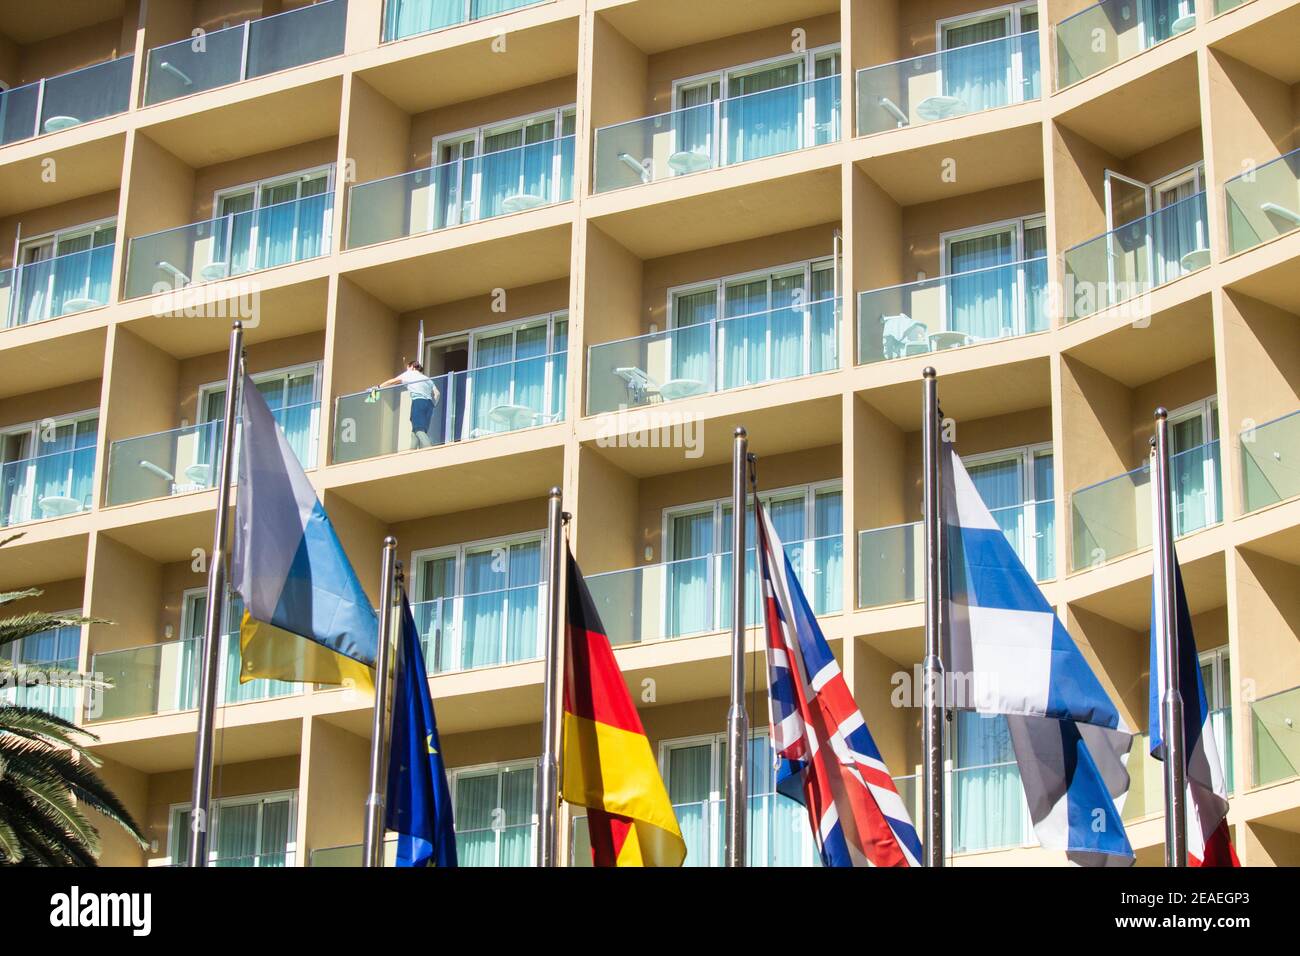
[410,397,435,447]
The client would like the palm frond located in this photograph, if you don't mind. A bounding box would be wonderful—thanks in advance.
[0,610,110,650]
[0,661,111,693]
[0,588,41,607]
[0,707,101,758]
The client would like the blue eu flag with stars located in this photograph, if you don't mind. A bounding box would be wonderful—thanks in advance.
[385,592,457,867]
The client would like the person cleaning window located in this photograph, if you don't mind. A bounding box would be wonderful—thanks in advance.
[379,361,440,449]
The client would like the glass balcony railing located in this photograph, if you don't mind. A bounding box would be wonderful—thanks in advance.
[570,794,819,867]
[1070,439,1220,572]
[1056,0,1197,89]
[856,31,1040,137]
[1252,685,1300,787]
[1224,147,1300,255]
[857,258,1047,365]
[1241,409,1300,513]
[309,841,397,866]
[1062,190,1208,321]
[1215,0,1251,13]
[411,582,547,675]
[105,400,321,506]
[456,822,536,867]
[1124,707,1233,821]
[332,352,566,464]
[894,765,1033,854]
[857,500,1054,609]
[1,243,116,329]
[0,445,96,528]
[124,191,333,298]
[382,0,550,42]
[171,850,296,868]
[592,74,841,194]
[586,299,839,415]
[89,627,299,723]
[345,135,574,248]
[586,534,843,647]
[143,0,348,105]
[0,56,134,147]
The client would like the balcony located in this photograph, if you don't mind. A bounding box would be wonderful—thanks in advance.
[411,581,547,675]
[1,243,115,329]
[591,75,840,195]
[332,351,565,465]
[1241,409,1300,513]
[1062,190,1208,321]
[1224,146,1300,256]
[585,298,839,416]
[89,626,299,723]
[104,400,321,507]
[1124,708,1232,820]
[585,534,843,646]
[381,0,551,43]
[856,31,1040,137]
[0,57,134,147]
[142,0,348,106]
[124,191,333,299]
[1253,685,1300,787]
[0,445,95,528]
[857,258,1047,365]
[1056,0,1197,89]
[570,794,819,867]
[857,500,1055,609]
[1069,439,1221,572]
[894,764,1033,854]
[345,135,575,248]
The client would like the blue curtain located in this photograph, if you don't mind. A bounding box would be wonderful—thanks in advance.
[1023,224,1048,332]
[674,83,717,168]
[725,64,802,164]
[1032,453,1055,581]
[670,290,716,388]
[1153,186,1206,286]
[809,266,837,372]
[721,279,768,390]
[947,229,1015,340]
[15,623,79,720]
[953,711,1025,852]
[504,540,543,663]
[813,490,843,615]
[415,555,457,673]
[215,192,255,277]
[384,0,465,41]
[510,325,549,425]
[668,510,714,637]
[966,455,1027,566]
[462,549,505,668]
[33,418,96,515]
[468,329,516,436]
[942,18,1011,112]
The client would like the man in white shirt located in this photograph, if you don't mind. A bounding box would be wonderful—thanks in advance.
[380,361,440,449]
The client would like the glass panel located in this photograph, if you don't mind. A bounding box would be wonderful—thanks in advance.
[8,240,116,327]
[382,0,546,42]
[37,57,134,138]
[346,134,575,247]
[1224,147,1300,255]
[1251,685,1300,787]
[593,74,840,193]
[856,32,1039,136]
[247,0,348,79]
[1241,409,1300,512]
[11,623,80,721]
[0,442,96,528]
[1057,0,1195,89]
[953,712,1027,852]
[1062,190,1208,321]
[143,22,248,105]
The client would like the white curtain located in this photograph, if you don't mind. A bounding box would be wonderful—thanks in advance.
[942,17,1010,112]
[726,63,803,163]
[1153,181,1205,285]
[812,489,843,615]
[947,229,1015,339]
[668,510,714,637]
[665,744,713,867]
[966,455,1027,566]
[454,765,534,867]
[670,289,716,387]
[384,0,465,41]
[953,712,1026,852]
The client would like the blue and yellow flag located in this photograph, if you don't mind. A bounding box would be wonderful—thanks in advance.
[385,592,457,867]
[230,373,377,690]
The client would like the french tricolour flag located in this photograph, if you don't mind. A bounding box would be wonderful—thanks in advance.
[756,502,922,867]
[1148,551,1240,867]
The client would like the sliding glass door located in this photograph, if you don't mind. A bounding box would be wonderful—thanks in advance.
[1169,397,1220,537]
[212,168,331,277]
[963,444,1054,581]
[939,3,1039,112]
[452,762,535,866]
[944,217,1046,340]
[170,792,295,867]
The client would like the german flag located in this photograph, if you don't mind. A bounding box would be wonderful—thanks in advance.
[561,551,686,867]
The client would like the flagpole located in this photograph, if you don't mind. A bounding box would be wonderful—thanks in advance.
[725,427,749,867]
[363,536,400,867]
[187,321,244,868]
[1152,408,1188,867]
[537,487,567,866]
[921,367,946,867]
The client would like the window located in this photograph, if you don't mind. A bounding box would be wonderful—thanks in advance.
[0,614,80,721]
[1103,162,1208,287]
[178,589,298,710]
[655,732,819,867]
[423,312,568,442]
[410,531,548,673]
[198,363,321,473]
[169,791,296,867]
[951,712,1034,852]
[0,411,98,527]
[663,481,842,636]
[13,219,116,324]
[451,760,536,866]
[940,215,1048,338]
[936,3,1040,109]
[667,258,837,391]
[208,166,332,278]
[1199,645,1233,794]
[961,444,1055,581]
[431,106,576,226]
[1167,396,1221,537]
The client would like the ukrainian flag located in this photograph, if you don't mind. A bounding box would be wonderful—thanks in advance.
[230,374,377,690]
[562,551,685,867]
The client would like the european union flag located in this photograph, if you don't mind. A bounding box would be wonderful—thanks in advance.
[385,593,457,867]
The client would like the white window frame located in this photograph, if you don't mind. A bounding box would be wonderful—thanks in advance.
[934,2,1039,106]
[0,408,99,523]
[210,164,334,274]
[14,217,117,320]
[197,361,322,472]
[409,529,549,673]
[0,610,79,716]
[1167,395,1220,534]
[938,215,1046,337]
[1102,161,1207,290]
[448,757,539,867]
[960,442,1054,579]
[166,789,298,867]
[947,711,1037,852]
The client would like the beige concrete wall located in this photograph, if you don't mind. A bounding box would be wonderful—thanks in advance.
[301,716,369,859]
[572,443,639,572]
[399,278,570,351]
[174,330,324,421]
[901,180,1046,281]
[589,11,648,129]
[0,378,101,430]
[87,533,164,655]
[391,496,550,566]
[7,17,130,88]
[190,137,339,220]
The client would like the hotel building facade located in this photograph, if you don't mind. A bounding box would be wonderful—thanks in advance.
[0,0,1297,867]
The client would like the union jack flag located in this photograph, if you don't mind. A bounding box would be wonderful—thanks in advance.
[756,502,922,867]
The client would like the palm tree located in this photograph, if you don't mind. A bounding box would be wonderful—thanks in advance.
[0,533,147,865]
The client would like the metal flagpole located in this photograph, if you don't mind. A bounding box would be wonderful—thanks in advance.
[921,367,946,867]
[1152,408,1188,867]
[537,487,568,867]
[363,536,400,867]
[187,321,244,868]
[725,427,749,867]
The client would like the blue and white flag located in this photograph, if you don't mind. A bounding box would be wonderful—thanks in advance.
[943,445,1134,865]
[230,374,378,687]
